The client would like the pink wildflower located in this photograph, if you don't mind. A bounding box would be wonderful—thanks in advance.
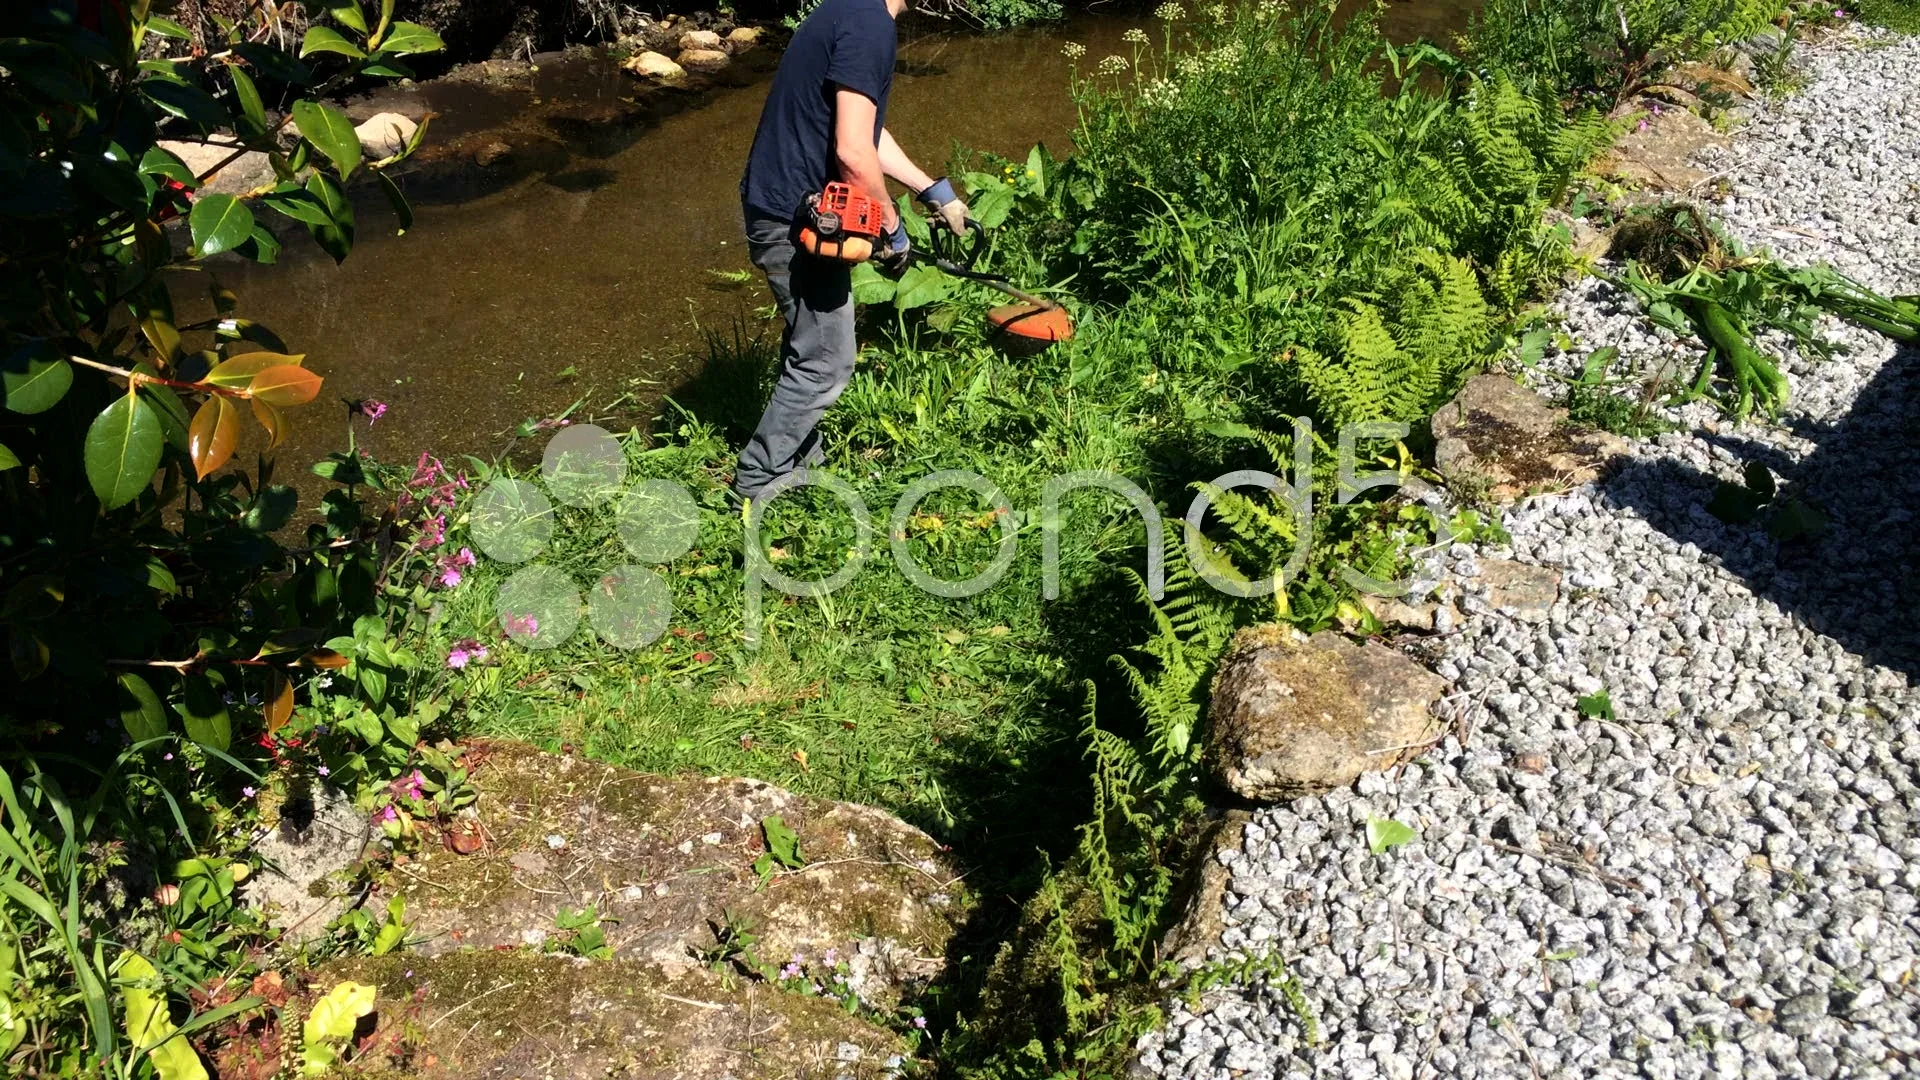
[350,399,388,426]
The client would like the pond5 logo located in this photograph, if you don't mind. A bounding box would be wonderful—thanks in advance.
[467,425,699,651]
[472,418,1429,652]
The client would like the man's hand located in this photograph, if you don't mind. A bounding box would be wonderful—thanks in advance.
[917,176,971,236]
[877,217,912,275]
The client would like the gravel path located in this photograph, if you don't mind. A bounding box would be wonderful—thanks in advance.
[1137,28,1920,1080]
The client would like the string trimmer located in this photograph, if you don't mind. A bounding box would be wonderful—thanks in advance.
[797,182,1073,346]
[920,220,1074,346]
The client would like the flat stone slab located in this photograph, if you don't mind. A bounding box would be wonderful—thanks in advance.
[311,951,906,1079]
[387,741,966,1007]
[1431,373,1628,503]
[1478,558,1562,622]
[1205,626,1449,801]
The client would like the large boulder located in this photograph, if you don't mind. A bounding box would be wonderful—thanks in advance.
[1204,626,1448,801]
[1430,373,1628,504]
[304,951,907,1079]
[384,741,966,1009]
[155,139,275,197]
[727,26,764,53]
[678,28,724,51]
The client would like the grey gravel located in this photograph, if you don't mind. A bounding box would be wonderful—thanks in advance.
[1138,28,1920,1080]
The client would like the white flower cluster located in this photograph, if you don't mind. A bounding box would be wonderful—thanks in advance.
[1096,54,1130,75]
[1123,27,1149,44]
[1138,77,1181,109]
[1205,3,1228,22]
[1154,1,1184,21]
[1061,40,1087,59]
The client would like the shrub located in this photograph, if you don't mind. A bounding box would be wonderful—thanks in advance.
[0,0,446,1069]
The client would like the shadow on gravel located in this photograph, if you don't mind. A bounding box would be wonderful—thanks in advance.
[1604,341,1920,683]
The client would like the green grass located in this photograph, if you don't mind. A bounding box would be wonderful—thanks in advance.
[1853,0,1920,32]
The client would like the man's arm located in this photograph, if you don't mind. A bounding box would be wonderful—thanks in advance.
[877,128,935,194]
[833,87,895,228]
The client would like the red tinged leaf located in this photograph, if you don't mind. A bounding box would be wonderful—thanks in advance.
[187,395,240,479]
[248,364,323,406]
[251,398,289,449]
[264,671,293,733]
[303,648,350,669]
[205,351,303,389]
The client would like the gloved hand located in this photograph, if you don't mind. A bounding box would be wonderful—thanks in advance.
[876,216,911,275]
[917,176,971,236]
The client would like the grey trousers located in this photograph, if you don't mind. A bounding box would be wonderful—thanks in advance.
[735,212,857,502]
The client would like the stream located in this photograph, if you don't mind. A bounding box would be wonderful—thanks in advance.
[210,3,1478,479]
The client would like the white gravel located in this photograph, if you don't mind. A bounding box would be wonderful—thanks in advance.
[1137,27,1920,1080]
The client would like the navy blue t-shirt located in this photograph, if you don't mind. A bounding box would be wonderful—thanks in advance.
[740,0,895,221]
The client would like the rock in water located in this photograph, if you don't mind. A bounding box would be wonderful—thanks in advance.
[727,26,763,53]
[1429,372,1627,503]
[1204,626,1448,801]
[678,28,724,52]
[353,111,417,159]
[676,47,730,74]
[622,50,685,80]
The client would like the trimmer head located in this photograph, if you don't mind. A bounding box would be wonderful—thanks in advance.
[986,301,1074,345]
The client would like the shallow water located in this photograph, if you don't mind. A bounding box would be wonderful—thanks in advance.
[212,2,1478,476]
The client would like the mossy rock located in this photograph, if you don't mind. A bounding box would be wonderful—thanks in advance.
[386,740,969,1009]
[309,951,907,1079]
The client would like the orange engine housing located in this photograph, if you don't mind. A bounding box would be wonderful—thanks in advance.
[798,182,884,263]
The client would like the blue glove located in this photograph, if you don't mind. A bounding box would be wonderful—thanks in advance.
[917,176,971,236]
[877,216,911,275]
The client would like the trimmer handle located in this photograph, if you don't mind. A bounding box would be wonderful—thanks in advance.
[926,218,988,272]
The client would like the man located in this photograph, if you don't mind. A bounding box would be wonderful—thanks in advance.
[735,0,971,508]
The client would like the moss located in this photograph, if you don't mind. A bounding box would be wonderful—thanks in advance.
[314,950,909,1078]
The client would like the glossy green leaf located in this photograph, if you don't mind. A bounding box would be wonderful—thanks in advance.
[189,194,255,257]
[118,673,170,743]
[260,185,336,228]
[246,224,283,265]
[3,357,73,415]
[228,64,267,137]
[303,172,354,263]
[138,145,196,187]
[299,26,366,59]
[324,0,370,34]
[233,42,313,87]
[141,78,227,132]
[84,393,163,510]
[177,672,232,752]
[377,21,444,55]
[0,443,18,471]
[293,100,362,178]
[374,170,412,234]
[146,16,192,39]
